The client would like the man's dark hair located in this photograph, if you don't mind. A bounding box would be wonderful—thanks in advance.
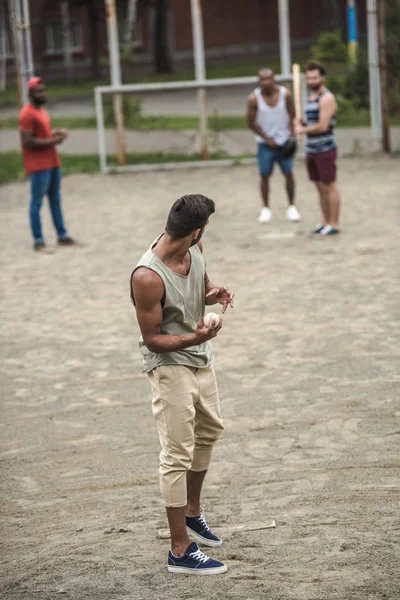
[259,67,273,76]
[304,61,327,76]
[166,194,215,238]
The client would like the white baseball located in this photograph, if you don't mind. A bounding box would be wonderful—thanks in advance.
[203,312,220,328]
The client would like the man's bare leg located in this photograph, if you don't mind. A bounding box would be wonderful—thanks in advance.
[186,469,207,517]
[326,181,341,229]
[315,181,330,225]
[260,175,270,207]
[166,470,207,556]
[166,506,191,557]
[284,172,295,206]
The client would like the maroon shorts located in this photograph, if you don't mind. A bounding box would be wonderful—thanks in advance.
[306,148,337,183]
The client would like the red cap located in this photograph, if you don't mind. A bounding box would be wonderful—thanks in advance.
[27,76,43,90]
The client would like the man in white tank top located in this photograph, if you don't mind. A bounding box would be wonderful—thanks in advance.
[247,68,301,223]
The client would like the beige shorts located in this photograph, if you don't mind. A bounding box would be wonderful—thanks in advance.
[147,364,224,507]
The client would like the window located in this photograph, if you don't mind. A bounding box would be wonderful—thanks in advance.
[45,21,83,55]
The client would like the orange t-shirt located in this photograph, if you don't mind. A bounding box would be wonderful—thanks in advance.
[19,103,61,174]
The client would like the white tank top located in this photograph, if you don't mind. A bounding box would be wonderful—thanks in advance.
[254,85,290,145]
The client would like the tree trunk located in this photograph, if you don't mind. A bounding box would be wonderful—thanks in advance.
[152,0,172,73]
[321,0,341,31]
[124,0,138,50]
[0,2,7,91]
[61,1,74,82]
[378,0,391,152]
[87,0,100,80]
[8,0,24,105]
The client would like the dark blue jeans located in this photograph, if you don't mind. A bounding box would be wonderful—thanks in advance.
[30,167,68,244]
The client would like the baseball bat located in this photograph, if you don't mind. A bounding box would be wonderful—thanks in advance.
[292,63,302,122]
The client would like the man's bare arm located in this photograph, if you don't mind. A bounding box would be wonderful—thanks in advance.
[20,129,64,149]
[132,267,220,353]
[285,91,295,136]
[301,93,336,135]
[247,94,276,147]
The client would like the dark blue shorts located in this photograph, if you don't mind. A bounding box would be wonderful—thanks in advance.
[257,143,293,176]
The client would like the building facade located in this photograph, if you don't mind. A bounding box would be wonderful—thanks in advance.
[3,0,367,82]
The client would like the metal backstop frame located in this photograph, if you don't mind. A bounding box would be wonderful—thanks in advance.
[95,73,306,174]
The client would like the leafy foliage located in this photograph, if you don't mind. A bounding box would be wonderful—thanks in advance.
[103,96,143,128]
[311,30,348,64]
[343,50,370,109]
[385,0,400,115]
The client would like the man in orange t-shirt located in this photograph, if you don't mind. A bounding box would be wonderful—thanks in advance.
[19,77,77,251]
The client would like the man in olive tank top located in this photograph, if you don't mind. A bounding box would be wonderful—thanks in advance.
[131,195,234,575]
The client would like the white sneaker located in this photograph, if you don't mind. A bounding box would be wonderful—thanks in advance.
[286,205,301,222]
[258,207,273,223]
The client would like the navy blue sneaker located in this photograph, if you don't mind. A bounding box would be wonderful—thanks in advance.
[320,225,340,236]
[311,224,325,234]
[186,510,222,547]
[168,542,227,574]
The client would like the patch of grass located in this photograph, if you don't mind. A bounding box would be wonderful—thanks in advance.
[140,114,248,130]
[0,114,248,130]
[0,81,108,107]
[0,151,102,185]
[0,116,98,129]
[0,152,26,184]
[0,151,255,186]
[5,113,400,131]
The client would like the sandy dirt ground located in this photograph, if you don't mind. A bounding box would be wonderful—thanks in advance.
[0,157,399,600]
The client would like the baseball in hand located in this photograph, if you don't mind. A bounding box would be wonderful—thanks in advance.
[203,312,220,328]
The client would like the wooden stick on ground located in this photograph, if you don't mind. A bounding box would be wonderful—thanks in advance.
[157,520,277,540]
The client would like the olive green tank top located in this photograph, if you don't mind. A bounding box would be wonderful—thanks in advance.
[131,236,213,373]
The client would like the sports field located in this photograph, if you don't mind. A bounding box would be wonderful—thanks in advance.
[1,157,399,600]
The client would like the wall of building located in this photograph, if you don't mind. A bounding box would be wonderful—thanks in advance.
[170,0,323,52]
[3,0,367,82]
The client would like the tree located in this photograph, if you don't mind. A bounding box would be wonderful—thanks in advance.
[0,0,7,90]
[385,0,400,114]
[61,1,74,82]
[123,0,138,51]
[320,0,341,32]
[151,0,173,73]
[72,0,104,80]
